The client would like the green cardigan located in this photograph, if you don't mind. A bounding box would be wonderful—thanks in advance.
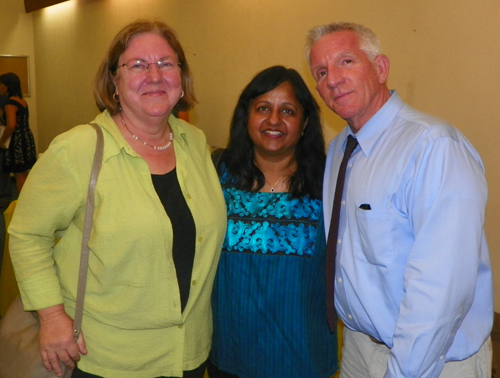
[9,111,227,377]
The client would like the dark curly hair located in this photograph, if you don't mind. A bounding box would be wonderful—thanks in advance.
[215,65,325,199]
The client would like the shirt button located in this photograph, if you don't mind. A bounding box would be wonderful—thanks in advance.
[337,239,341,244]
[186,194,192,199]
[192,280,197,286]
[198,236,203,243]
[337,277,343,283]
[440,356,444,360]
[178,325,183,329]
[348,314,353,319]
[341,200,346,206]
[348,163,352,168]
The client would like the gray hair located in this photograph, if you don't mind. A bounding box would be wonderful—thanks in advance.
[305,22,382,65]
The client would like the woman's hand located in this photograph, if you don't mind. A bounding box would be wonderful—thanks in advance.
[37,305,88,377]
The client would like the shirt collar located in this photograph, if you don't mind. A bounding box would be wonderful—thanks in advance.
[349,90,404,157]
[168,114,189,150]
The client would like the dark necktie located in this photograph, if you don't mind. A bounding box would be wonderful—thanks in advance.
[326,135,358,332]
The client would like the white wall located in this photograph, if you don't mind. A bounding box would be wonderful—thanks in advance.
[18,0,500,311]
[1,0,38,143]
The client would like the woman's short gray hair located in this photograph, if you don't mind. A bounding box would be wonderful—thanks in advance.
[305,22,382,65]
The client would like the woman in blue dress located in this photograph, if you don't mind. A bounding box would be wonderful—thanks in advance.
[208,66,338,378]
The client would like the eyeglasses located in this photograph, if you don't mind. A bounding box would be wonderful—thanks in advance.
[118,59,182,73]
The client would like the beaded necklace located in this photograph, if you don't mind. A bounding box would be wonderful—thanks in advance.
[120,113,173,151]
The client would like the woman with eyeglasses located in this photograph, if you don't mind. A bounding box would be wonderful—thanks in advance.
[9,20,226,378]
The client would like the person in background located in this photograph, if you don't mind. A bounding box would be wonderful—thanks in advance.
[208,65,338,378]
[9,19,226,378]
[173,109,190,122]
[306,22,493,378]
[0,89,16,206]
[0,91,7,124]
[0,72,36,192]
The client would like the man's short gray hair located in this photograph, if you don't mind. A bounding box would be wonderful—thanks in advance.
[305,22,382,65]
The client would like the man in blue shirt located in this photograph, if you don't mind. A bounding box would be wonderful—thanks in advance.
[306,22,493,378]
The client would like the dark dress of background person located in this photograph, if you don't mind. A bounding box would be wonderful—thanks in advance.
[0,93,16,206]
[0,94,6,125]
[2,98,36,174]
[0,94,18,273]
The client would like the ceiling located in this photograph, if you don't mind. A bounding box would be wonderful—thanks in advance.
[24,0,69,13]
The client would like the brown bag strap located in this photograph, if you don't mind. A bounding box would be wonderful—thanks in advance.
[72,123,104,341]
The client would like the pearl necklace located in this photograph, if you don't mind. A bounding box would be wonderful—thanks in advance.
[120,113,173,151]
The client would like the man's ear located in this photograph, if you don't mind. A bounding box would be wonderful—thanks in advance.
[374,54,390,85]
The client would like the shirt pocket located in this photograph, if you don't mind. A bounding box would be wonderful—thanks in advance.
[355,208,394,267]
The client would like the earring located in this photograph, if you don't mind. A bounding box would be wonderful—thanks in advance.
[180,90,184,98]
[112,93,120,102]
[302,118,309,136]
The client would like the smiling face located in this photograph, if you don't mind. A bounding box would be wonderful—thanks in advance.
[309,30,390,132]
[114,32,182,122]
[247,81,305,160]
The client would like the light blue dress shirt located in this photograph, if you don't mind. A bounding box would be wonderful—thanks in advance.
[324,91,493,378]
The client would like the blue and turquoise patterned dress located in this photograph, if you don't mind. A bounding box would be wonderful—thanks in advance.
[210,171,338,378]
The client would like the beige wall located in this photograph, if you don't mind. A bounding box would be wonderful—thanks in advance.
[7,0,500,311]
[1,0,38,142]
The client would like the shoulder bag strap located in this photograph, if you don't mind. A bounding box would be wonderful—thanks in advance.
[72,122,104,340]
